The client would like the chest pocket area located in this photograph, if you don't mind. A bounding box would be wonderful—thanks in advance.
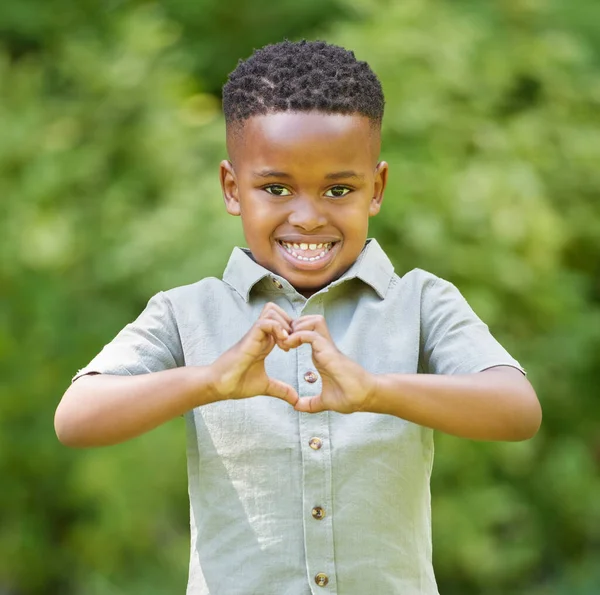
[193,397,299,460]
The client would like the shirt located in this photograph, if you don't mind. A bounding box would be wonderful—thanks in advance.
[74,239,524,595]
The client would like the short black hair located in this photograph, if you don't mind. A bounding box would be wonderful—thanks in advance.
[223,40,384,128]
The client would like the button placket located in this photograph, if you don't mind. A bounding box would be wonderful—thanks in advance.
[297,303,337,593]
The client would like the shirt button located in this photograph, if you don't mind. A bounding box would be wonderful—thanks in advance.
[308,437,322,450]
[304,370,318,383]
[270,277,283,289]
[311,506,326,520]
[314,573,329,587]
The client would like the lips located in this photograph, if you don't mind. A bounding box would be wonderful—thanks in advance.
[275,239,339,268]
[278,240,334,261]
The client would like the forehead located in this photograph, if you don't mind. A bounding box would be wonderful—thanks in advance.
[228,112,380,170]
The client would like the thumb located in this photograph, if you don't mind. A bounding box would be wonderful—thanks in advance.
[294,395,325,413]
[265,378,299,407]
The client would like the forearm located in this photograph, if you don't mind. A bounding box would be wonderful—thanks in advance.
[366,367,541,441]
[55,367,219,448]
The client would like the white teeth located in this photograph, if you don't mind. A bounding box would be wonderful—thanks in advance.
[281,241,332,250]
[279,241,335,263]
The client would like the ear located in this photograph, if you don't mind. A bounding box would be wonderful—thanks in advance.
[369,161,388,217]
[220,160,241,216]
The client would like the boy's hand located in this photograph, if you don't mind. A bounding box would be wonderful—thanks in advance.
[209,303,299,406]
[283,315,376,414]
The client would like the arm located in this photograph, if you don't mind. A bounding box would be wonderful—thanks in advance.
[366,366,542,441]
[54,367,219,448]
[56,303,298,448]
[287,317,541,441]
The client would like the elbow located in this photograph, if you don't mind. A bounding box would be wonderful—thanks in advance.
[55,378,101,448]
[54,401,90,448]
[509,416,541,442]
[520,407,542,441]
[494,370,542,441]
[509,389,542,442]
[482,367,541,441]
[54,407,80,448]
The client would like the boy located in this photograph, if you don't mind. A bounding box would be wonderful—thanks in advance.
[55,40,541,594]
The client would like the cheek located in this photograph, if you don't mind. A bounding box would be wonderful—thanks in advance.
[240,191,267,219]
[336,203,370,231]
[240,194,281,240]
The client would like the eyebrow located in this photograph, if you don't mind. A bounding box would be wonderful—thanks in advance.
[252,170,365,181]
[254,170,293,179]
[324,171,365,181]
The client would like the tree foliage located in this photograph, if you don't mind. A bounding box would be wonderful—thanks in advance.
[1,0,599,593]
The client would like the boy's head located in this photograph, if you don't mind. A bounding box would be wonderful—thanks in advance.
[220,40,388,296]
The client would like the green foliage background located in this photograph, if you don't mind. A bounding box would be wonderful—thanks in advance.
[1,0,599,593]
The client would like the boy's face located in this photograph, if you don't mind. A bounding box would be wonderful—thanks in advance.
[220,112,388,296]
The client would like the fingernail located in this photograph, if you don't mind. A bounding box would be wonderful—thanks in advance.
[282,329,288,338]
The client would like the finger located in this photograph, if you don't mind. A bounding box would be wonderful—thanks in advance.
[252,319,289,346]
[291,315,332,340]
[255,319,293,353]
[259,302,294,326]
[283,329,328,351]
[259,306,293,341]
[265,378,299,407]
[260,309,292,335]
[294,395,325,413]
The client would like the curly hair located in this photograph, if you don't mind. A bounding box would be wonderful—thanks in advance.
[223,40,384,128]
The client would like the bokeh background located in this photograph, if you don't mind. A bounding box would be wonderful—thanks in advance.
[1,0,600,593]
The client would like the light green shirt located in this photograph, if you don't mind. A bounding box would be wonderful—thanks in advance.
[75,239,523,595]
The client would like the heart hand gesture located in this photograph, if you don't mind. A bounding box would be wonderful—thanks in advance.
[210,305,375,414]
[283,315,376,414]
[210,302,299,406]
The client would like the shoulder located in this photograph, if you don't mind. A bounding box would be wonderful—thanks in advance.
[397,268,440,287]
[162,276,236,305]
[157,277,245,325]
[390,268,444,300]
[386,269,471,320]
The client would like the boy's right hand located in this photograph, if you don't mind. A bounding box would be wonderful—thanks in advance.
[209,302,299,406]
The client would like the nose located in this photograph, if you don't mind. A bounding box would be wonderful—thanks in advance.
[287,197,327,231]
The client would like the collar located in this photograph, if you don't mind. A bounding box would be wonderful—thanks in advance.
[222,239,395,302]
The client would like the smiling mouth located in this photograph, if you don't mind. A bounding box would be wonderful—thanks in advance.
[277,240,337,262]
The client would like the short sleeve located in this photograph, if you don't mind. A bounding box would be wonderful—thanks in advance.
[420,277,524,375]
[72,292,184,382]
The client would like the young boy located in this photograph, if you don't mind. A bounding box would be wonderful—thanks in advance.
[55,40,541,594]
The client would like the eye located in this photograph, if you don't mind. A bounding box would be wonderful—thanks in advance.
[325,186,352,198]
[264,184,292,197]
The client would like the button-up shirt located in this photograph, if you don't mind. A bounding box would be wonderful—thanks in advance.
[74,239,523,595]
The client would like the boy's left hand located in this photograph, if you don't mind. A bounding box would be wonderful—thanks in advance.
[282,315,376,414]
